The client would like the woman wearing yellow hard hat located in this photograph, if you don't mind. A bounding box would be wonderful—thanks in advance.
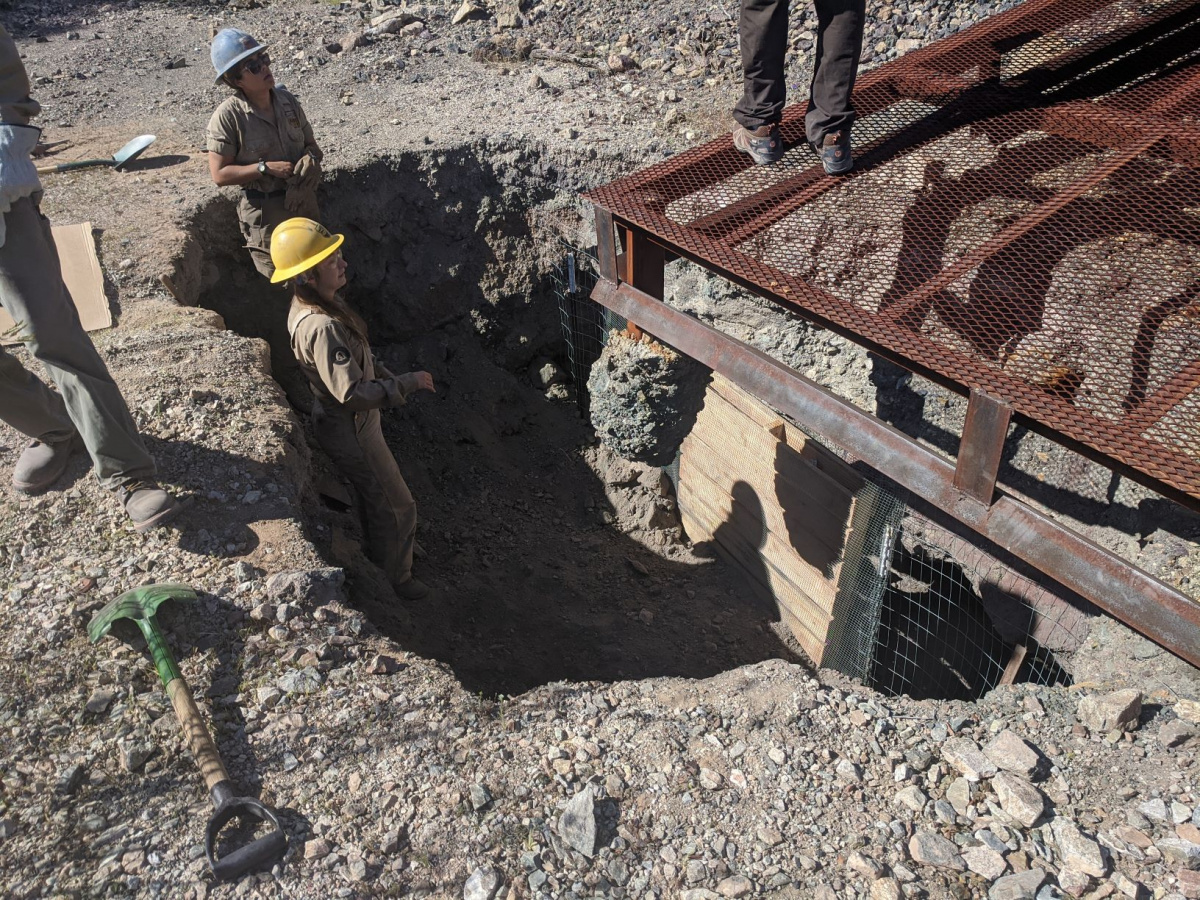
[272,218,435,599]
[206,28,323,279]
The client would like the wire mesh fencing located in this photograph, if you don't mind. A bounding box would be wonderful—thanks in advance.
[551,244,626,419]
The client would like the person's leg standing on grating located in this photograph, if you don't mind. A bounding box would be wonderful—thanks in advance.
[0,24,182,531]
[732,0,865,174]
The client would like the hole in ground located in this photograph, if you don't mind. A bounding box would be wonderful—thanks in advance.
[191,143,806,697]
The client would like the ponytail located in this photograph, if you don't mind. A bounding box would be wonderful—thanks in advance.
[291,279,370,346]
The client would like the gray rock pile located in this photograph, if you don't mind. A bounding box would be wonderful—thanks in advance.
[588,329,710,466]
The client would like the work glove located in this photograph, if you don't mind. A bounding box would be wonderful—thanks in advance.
[285,152,322,213]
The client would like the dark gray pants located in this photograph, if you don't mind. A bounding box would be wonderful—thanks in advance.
[0,195,155,489]
[733,0,866,145]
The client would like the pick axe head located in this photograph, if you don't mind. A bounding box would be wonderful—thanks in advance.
[87,583,198,644]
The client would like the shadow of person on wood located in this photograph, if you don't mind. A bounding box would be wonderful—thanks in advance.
[705,480,779,622]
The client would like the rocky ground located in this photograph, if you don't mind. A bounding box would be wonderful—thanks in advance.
[2,0,1200,899]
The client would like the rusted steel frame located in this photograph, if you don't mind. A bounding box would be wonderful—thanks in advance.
[954,390,1013,506]
[1147,65,1200,116]
[594,206,618,283]
[882,130,1165,323]
[595,208,1200,506]
[1124,359,1200,434]
[621,225,665,300]
[620,225,666,340]
[590,277,1200,667]
[1043,102,1200,166]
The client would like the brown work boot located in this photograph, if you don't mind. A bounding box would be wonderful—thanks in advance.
[732,122,784,165]
[813,130,853,175]
[12,433,83,494]
[117,480,184,533]
[394,576,430,600]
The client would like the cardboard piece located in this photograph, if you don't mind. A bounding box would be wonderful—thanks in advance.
[0,222,110,344]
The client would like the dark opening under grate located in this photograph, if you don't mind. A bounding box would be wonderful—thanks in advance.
[586,0,1200,505]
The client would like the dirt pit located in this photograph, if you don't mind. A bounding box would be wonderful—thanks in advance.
[189,143,807,697]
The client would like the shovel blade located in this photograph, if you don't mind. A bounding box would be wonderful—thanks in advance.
[86,582,197,643]
[112,134,156,171]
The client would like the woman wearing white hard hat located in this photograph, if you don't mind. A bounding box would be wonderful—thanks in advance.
[206,28,323,279]
[272,217,436,600]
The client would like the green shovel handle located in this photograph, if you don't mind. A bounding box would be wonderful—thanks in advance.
[134,615,182,688]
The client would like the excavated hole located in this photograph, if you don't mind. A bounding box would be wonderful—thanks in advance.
[187,144,808,697]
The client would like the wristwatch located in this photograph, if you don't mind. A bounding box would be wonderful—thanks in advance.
[257,159,267,176]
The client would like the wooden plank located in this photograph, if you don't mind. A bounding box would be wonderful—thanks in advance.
[680,503,831,661]
[681,425,853,573]
[676,374,871,664]
[698,387,862,511]
[679,472,839,612]
[679,470,838,639]
[709,375,864,494]
[998,643,1028,686]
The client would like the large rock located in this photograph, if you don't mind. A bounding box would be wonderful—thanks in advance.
[265,568,345,608]
[984,730,1041,778]
[1158,837,1200,869]
[947,777,972,815]
[587,330,709,466]
[988,868,1046,899]
[993,772,1046,827]
[1049,817,1107,877]
[558,785,597,858]
[1057,867,1092,899]
[908,830,964,870]
[464,866,501,900]
[715,875,752,898]
[1161,719,1197,749]
[894,785,927,813]
[942,737,998,782]
[1076,690,1142,733]
[963,845,1006,880]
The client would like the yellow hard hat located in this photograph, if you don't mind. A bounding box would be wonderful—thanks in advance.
[269,217,345,284]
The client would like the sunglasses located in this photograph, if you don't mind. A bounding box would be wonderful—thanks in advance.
[241,52,272,76]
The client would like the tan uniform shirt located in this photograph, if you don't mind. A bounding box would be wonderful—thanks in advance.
[205,87,315,194]
[0,25,39,125]
[288,301,420,413]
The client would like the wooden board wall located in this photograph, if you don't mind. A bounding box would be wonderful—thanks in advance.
[677,375,863,664]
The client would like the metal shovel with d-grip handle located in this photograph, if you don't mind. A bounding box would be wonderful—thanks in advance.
[88,583,287,881]
[36,134,156,174]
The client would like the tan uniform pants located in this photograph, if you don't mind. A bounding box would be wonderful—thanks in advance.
[0,195,155,488]
[237,191,319,408]
[237,191,318,279]
[314,402,417,586]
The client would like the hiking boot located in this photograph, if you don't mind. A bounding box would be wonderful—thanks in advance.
[814,130,853,175]
[394,576,430,601]
[732,122,784,165]
[12,433,82,494]
[117,480,183,532]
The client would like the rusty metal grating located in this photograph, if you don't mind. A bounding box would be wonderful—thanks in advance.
[586,0,1200,506]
